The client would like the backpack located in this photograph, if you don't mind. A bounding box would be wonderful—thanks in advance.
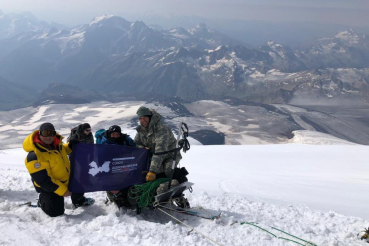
[95,129,106,144]
[67,127,78,142]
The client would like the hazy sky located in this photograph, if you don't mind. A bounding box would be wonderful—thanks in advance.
[0,0,368,27]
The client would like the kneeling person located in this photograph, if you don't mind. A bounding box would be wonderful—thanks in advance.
[95,125,135,208]
[23,123,94,217]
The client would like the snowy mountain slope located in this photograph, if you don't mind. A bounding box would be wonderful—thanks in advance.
[0,144,368,246]
[289,130,356,145]
[0,76,37,110]
[0,100,368,149]
[64,38,369,104]
[0,11,58,40]
[261,41,307,72]
[297,29,369,69]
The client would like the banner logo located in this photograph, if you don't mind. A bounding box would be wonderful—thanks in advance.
[89,161,110,176]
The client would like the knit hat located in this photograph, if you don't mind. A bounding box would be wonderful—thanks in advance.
[108,125,121,134]
[136,106,152,118]
[39,122,55,132]
[82,123,91,131]
[107,125,121,139]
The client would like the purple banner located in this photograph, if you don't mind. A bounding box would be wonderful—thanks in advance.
[68,143,150,193]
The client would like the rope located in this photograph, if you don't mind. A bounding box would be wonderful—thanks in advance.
[128,178,169,208]
[240,222,278,238]
[271,226,317,245]
[157,207,224,246]
[279,237,306,246]
[238,221,318,246]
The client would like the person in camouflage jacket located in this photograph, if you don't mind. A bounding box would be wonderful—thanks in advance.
[134,106,181,182]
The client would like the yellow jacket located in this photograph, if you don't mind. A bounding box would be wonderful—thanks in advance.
[23,130,72,196]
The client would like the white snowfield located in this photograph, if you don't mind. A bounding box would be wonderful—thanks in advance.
[1,140,369,246]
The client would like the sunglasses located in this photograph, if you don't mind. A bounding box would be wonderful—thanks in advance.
[40,130,56,137]
[84,129,92,132]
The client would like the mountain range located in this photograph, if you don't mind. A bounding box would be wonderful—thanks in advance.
[0,11,368,110]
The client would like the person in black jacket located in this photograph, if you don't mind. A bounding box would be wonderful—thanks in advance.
[68,123,94,144]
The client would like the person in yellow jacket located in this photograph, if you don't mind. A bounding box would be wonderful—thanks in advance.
[23,123,94,217]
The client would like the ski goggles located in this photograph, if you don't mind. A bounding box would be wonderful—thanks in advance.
[84,129,92,132]
[40,130,56,137]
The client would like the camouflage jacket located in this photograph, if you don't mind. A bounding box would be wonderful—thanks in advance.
[134,109,182,174]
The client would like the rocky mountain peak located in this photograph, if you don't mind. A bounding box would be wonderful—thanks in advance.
[128,20,152,39]
[131,20,148,29]
[88,15,132,33]
[266,40,284,49]
[168,26,191,37]
[19,11,38,21]
[89,14,115,26]
[189,22,212,35]
[334,29,359,44]
[196,22,208,29]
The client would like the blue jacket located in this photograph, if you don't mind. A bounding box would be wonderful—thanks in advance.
[95,129,135,147]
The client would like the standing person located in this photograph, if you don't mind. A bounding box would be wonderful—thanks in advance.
[68,123,94,144]
[134,106,182,181]
[95,125,135,208]
[134,106,189,207]
[23,123,95,217]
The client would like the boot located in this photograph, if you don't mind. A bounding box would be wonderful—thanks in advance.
[174,194,190,208]
[74,197,95,208]
[156,179,179,195]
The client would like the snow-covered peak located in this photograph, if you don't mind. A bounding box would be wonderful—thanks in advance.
[334,29,359,44]
[89,14,114,26]
[189,22,213,35]
[19,11,37,21]
[195,22,208,29]
[267,40,283,49]
[166,27,191,40]
[3,11,39,23]
[131,20,147,29]
[207,45,228,54]
[214,45,223,51]
[264,41,288,58]
[169,26,188,35]
[0,11,53,39]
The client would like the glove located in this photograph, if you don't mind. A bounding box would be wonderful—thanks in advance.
[68,139,80,149]
[146,171,156,182]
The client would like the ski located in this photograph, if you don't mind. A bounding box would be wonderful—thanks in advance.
[19,201,38,208]
[158,204,221,220]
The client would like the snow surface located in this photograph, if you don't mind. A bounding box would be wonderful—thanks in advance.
[290,130,356,145]
[1,142,369,246]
